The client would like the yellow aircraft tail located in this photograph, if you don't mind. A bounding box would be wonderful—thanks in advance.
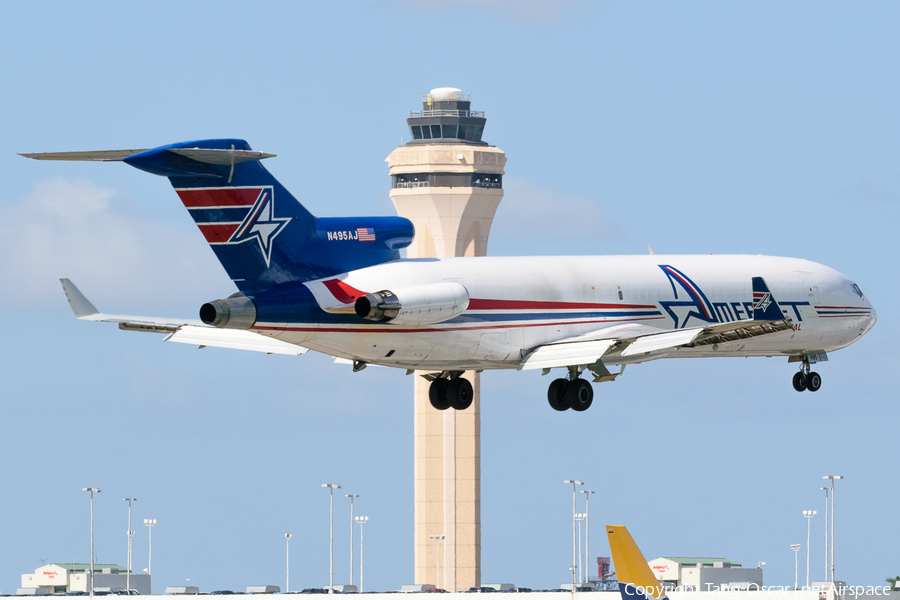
[606,525,668,600]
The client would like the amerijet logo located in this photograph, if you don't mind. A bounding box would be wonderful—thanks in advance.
[753,291,771,312]
[228,187,290,267]
[658,265,720,329]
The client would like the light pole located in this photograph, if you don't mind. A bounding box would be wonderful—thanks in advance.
[345,494,359,587]
[823,475,843,584]
[123,498,137,594]
[575,514,586,584]
[802,510,817,588]
[355,517,368,593]
[322,484,341,594]
[143,519,156,576]
[819,486,829,582]
[285,534,292,593]
[82,488,101,598]
[791,545,801,590]
[563,480,584,598]
[429,535,445,589]
[581,491,594,586]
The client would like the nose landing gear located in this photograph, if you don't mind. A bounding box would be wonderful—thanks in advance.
[792,362,822,392]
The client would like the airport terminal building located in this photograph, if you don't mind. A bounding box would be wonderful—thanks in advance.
[20,564,151,595]
[649,557,763,591]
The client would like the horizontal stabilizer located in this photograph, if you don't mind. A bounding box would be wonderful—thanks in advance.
[165,326,306,355]
[21,147,275,166]
[167,147,276,165]
[21,149,148,161]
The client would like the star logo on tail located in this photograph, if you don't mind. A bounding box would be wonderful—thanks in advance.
[228,187,291,267]
[753,292,771,312]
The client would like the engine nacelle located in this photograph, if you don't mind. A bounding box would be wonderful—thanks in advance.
[199,293,258,330]
[354,282,469,326]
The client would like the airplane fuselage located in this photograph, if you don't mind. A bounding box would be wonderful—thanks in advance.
[252,254,876,371]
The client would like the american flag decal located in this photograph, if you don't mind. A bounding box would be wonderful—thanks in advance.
[357,227,375,242]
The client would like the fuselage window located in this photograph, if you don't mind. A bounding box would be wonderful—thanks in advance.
[618,290,624,301]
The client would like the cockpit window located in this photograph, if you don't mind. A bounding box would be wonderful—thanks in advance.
[851,283,864,298]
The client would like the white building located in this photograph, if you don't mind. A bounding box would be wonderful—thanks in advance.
[20,563,151,595]
[648,557,763,591]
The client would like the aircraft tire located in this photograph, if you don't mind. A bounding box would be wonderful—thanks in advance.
[548,378,569,411]
[447,377,474,410]
[428,378,451,410]
[792,372,807,392]
[807,371,822,392]
[567,379,594,412]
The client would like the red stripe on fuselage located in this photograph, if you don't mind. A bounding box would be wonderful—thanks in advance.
[467,299,657,310]
[177,187,262,208]
[814,306,871,310]
[198,223,240,242]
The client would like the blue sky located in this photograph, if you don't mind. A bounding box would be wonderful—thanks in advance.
[1,0,898,594]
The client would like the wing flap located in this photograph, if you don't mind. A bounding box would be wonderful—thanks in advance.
[166,326,307,356]
[519,339,617,371]
[620,328,702,356]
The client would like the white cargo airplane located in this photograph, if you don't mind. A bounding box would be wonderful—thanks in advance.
[26,139,876,412]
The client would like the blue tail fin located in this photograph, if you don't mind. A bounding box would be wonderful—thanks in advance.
[123,139,413,293]
[751,276,784,321]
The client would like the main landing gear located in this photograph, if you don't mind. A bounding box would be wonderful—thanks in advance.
[792,362,822,392]
[428,373,474,411]
[547,367,594,412]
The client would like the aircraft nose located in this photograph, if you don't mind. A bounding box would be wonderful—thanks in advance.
[866,303,877,333]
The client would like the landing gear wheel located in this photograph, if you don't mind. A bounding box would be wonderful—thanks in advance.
[548,378,569,411]
[447,377,474,410]
[792,372,808,392]
[428,378,451,410]
[566,379,594,412]
[807,371,822,392]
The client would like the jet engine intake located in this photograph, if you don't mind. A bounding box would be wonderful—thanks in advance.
[200,293,258,329]
[354,282,469,325]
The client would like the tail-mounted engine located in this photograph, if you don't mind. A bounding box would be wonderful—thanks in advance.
[199,293,258,329]
[354,282,469,326]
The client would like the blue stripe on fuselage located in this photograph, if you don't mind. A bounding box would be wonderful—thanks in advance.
[449,310,662,323]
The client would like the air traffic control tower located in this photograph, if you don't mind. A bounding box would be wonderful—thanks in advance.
[386,88,506,592]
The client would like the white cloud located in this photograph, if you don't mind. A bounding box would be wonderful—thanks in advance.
[0,177,228,315]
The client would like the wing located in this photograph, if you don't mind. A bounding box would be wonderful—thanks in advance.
[59,278,307,356]
[519,318,793,378]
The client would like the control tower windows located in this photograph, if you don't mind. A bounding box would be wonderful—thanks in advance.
[392,173,502,189]
[407,123,486,143]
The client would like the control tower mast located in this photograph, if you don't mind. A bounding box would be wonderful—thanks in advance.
[386,88,506,592]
